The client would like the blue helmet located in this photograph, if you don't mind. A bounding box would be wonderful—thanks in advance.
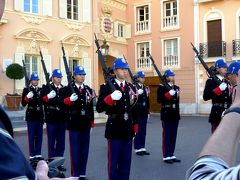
[30,72,39,81]
[227,61,240,74]
[164,69,175,77]
[112,57,129,70]
[215,59,228,68]
[52,69,63,78]
[137,71,145,78]
[74,66,86,75]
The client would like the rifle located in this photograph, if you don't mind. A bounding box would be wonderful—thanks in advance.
[39,48,53,91]
[191,43,221,85]
[94,33,116,91]
[22,58,30,91]
[148,53,172,91]
[61,42,75,94]
[123,55,139,86]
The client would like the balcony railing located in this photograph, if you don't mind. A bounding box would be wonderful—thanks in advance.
[163,15,178,28]
[136,20,149,33]
[137,57,151,69]
[199,41,226,58]
[233,39,240,56]
[164,55,178,66]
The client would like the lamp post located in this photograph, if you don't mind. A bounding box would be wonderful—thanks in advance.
[101,39,109,61]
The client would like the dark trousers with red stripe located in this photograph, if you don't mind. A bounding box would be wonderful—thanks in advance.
[108,139,132,180]
[27,121,43,157]
[46,122,66,158]
[211,123,218,134]
[134,114,148,150]
[69,130,90,177]
[162,120,179,158]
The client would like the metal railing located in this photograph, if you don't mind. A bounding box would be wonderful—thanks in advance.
[233,39,240,56]
[199,41,226,58]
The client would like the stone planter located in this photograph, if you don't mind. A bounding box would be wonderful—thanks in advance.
[5,94,22,111]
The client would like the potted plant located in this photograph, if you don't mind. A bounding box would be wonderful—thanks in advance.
[5,63,24,110]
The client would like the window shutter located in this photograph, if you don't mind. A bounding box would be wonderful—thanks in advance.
[14,0,23,12]
[59,0,67,19]
[14,53,25,91]
[43,0,52,16]
[125,24,132,39]
[82,0,91,23]
[113,21,118,37]
[83,57,92,86]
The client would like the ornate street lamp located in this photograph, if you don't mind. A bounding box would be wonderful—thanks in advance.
[101,39,110,57]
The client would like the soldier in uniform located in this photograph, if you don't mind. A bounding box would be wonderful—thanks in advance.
[227,61,240,103]
[21,72,44,161]
[40,69,67,171]
[134,71,150,156]
[157,69,181,164]
[203,59,232,133]
[62,66,95,180]
[96,57,138,180]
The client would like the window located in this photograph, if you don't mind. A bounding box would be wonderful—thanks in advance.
[67,0,78,20]
[69,59,81,73]
[24,0,39,14]
[162,0,178,29]
[136,42,151,69]
[24,55,39,77]
[118,24,124,38]
[136,5,150,33]
[163,38,179,67]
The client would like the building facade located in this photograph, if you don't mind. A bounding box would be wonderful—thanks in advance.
[127,0,196,113]
[0,0,130,106]
[194,0,240,113]
[3,0,226,114]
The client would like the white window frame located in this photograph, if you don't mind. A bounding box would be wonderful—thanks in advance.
[69,58,83,73]
[161,37,180,69]
[160,0,180,31]
[203,9,225,43]
[24,54,43,84]
[135,40,152,71]
[118,23,125,38]
[202,9,225,61]
[134,3,151,35]
[15,0,52,16]
[23,0,39,14]
[236,8,240,39]
[67,0,79,20]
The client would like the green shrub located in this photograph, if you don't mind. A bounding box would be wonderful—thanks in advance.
[6,63,24,80]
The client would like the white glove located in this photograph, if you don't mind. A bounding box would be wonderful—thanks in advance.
[110,90,122,100]
[70,93,78,102]
[219,82,227,91]
[47,90,56,99]
[137,89,144,95]
[26,91,34,99]
[169,89,176,96]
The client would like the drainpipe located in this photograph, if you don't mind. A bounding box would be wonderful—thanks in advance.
[194,0,200,114]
